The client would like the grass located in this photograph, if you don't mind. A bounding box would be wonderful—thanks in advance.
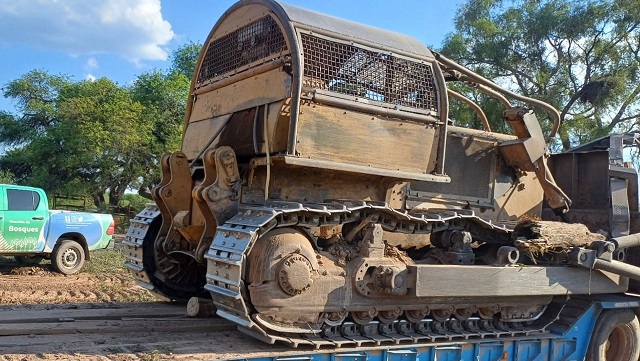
[0,236,129,275]
[83,247,128,275]
[84,239,159,302]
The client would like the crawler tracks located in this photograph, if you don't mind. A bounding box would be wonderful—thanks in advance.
[126,203,560,348]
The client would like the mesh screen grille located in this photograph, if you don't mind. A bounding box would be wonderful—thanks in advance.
[301,34,438,112]
[411,134,495,200]
[198,16,287,84]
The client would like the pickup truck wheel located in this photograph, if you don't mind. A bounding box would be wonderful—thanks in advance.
[52,240,85,275]
[15,255,44,265]
[586,309,640,361]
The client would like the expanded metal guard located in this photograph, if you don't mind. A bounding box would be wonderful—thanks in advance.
[198,16,288,84]
[301,34,438,113]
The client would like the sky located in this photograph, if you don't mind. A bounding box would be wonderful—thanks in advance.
[0,0,464,113]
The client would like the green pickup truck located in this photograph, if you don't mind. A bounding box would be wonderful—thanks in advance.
[0,184,115,274]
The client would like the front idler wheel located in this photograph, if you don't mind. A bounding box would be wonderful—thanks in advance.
[142,219,207,301]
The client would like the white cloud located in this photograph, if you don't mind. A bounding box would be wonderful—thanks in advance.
[86,73,97,81]
[0,0,174,63]
[86,57,99,70]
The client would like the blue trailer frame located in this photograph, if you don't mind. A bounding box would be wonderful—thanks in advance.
[231,295,640,361]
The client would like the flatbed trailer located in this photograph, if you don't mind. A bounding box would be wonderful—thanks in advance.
[2,297,638,360]
[228,295,640,361]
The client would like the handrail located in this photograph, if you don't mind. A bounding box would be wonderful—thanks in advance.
[435,52,561,141]
[447,89,491,132]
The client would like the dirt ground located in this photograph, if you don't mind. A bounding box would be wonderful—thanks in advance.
[0,246,289,360]
[0,259,154,306]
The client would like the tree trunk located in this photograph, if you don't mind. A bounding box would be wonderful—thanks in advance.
[138,185,153,200]
[512,219,605,260]
[109,190,124,207]
[92,191,106,210]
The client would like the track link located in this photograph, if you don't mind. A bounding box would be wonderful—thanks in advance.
[123,204,169,300]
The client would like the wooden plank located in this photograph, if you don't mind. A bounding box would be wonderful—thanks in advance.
[0,317,234,336]
[0,302,186,323]
[0,327,288,359]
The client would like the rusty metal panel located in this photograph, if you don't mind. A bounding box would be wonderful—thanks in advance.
[549,152,610,209]
[610,165,639,213]
[184,101,289,160]
[183,116,225,160]
[295,103,439,175]
[610,177,630,237]
[412,265,626,297]
[576,153,609,208]
[300,33,438,115]
[410,132,497,202]
[189,68,291,122]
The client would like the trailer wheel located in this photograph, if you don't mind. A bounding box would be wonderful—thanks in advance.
[586,309,640,361]
[15,255,44,265]
[51,240,85,275]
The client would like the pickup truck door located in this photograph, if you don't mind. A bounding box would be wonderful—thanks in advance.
[0,187,48,253]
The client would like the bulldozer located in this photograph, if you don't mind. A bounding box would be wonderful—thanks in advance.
[124,0,640,348]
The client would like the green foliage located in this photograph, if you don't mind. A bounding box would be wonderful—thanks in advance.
[119,193,149,213]
[442,0,640,150]
[1,70,70,138]
[128,70,191,196]
[0,169,15,184]
[0,43,201,207]
[170,41,203,80]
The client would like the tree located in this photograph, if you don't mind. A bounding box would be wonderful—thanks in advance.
[129,42,200,198]
[170,41,202,80]
[0,70,69,144]
[0,70,73,189]
[0,43,201,206]
[0,73,148,209]
[55,78,149,207]
[129,70,190,198]
[441,0,640,150]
